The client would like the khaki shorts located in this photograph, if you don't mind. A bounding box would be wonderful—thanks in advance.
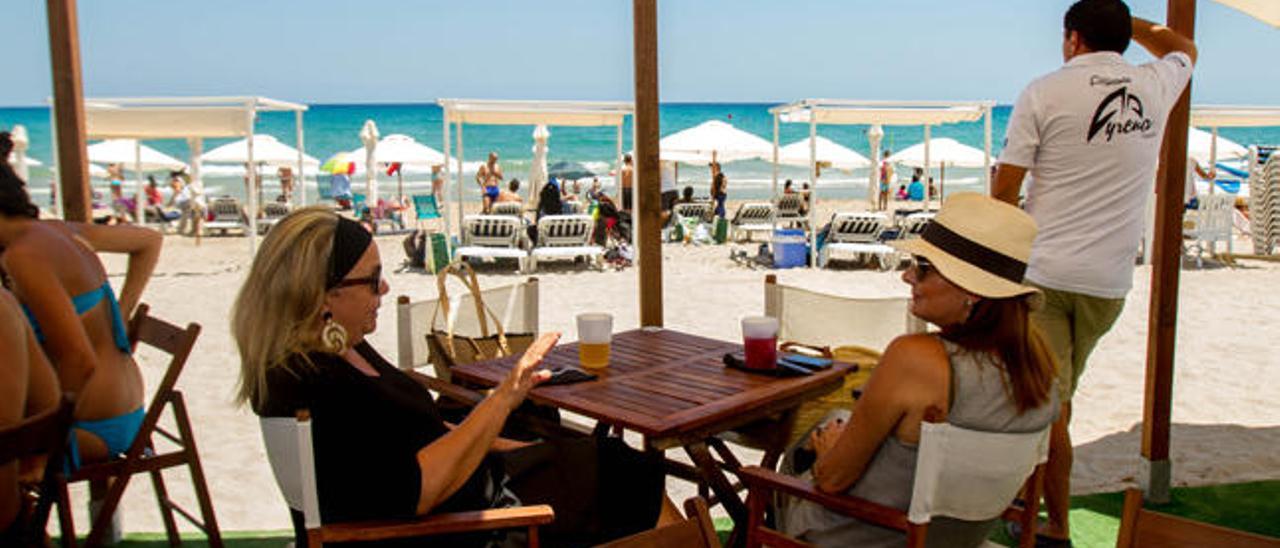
[1031,284,1125,401]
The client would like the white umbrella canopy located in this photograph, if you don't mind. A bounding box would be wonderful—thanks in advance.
[778,136,871,170]
[87,139,187,172]
[1188,127,1248,164]
[368,134,443,166]
[659,120,772,163]
[203,134,320,167]
[1212,0,1280,27]
[889,137,988,168]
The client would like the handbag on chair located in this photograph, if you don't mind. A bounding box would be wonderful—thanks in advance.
[425,261,536,382]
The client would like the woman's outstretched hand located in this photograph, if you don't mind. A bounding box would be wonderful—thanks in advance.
[497,332,561,410]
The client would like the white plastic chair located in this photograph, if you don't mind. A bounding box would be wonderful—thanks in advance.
[732,202,776,242]
[1184,193,1234,267]
[258,202,291,234]
[674,201,714,224]
[898,212,935,239]
[529,214,603,271]
[455,215,529,272]
[822,212,897,271]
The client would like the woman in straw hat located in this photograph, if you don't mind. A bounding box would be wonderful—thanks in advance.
[778,193,1059,548]
[233,207,676,547]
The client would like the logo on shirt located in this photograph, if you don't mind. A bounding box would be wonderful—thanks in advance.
[1087,87,1153,143]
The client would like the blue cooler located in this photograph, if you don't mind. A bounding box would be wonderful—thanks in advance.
[772,229,807,268]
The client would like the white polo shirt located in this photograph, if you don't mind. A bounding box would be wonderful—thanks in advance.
[999,51,1193,298]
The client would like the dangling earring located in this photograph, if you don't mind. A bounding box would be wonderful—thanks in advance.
[321,311,348,353]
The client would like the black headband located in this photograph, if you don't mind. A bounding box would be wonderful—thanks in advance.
[326,217,373,290]
[921,222,1027,284]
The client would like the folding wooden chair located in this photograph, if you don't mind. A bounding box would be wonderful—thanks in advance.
[260,411,554,548]
[1116,488,1280,547]
[739,408,1049,548]
[62,304,222,547]
[597,497,721,548]
[0,395,76,547]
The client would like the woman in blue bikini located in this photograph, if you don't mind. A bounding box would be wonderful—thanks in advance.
[0,137,162,468]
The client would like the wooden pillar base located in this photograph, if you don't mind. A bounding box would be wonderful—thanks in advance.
[1140,457,1172,504]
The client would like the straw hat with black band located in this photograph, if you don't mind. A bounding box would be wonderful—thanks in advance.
[891,192,1039,299]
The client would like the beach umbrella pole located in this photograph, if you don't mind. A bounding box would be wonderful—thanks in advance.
[134,141,144,226]
[296,110,306,206]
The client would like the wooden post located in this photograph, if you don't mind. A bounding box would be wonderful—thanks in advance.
[633,0,662,327]
[1141,0,1195,504]
[46,0,91,222]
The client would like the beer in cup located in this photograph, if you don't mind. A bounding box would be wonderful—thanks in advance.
[576,313,613,369]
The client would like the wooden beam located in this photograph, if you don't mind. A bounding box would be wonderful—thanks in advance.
[633,0,662,327]
[46,0,91,222]
[1141,0,1196,503]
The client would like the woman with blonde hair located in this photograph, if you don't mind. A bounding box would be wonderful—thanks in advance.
[234,207,671,546]
[779,193,1059,548]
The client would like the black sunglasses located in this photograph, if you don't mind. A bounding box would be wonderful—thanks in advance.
[332,265,382,293]
[909,255,935,279]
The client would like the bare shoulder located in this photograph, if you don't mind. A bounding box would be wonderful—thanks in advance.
[875,333,950,383]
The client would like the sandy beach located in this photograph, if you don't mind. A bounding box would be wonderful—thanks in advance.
[67,197,1280,535]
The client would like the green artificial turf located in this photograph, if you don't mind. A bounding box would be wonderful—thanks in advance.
[54,481,1279,547]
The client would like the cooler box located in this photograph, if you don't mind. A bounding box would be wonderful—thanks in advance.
[772,229,807,269]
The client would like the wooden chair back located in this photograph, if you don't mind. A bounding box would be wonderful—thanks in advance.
[0,395,76,547]
[598,497,720,548]
[1115,488,1280,548]
[829,212,887,244]
[260,412,554,548]
[65,304,222,547]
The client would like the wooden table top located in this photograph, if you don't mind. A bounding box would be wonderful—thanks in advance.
[450,328,854,444]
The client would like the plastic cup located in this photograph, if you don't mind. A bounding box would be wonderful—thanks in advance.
[576,313,613,369]
[741,316,779,370]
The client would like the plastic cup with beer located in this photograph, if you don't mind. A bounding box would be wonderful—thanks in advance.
[741,316,779,370]
[576,313,613,369]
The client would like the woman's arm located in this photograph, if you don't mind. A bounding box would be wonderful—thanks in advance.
[412,332,559,515]
[810,335,950,494]
[69,222,162,319]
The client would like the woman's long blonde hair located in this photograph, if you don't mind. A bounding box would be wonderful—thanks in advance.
[232,207,339,409]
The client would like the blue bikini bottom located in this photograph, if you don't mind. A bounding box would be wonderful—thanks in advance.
[67,406,145,471]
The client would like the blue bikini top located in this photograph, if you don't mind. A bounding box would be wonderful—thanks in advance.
[23,281,132,355]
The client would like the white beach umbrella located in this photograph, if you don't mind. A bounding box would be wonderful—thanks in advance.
[1188,126,1248,165]
[203,134,320,167]
[355,133,443,200]
[530,125,550,204]
[659,120,772,163]
[890,138,989,203]
[779,136,870,171]
[1212,0,1280,27]
[360,120,380,203]
[87,139,187,172]
[889,138,988,169]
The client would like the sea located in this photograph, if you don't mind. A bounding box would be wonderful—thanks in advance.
[4,103,1280,206]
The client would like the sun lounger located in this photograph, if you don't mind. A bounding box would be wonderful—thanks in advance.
[258,202,291,234]
[674,201,714,224]
[454,215,529,272]
[491,201,525,218]
[411,194,442,228]
[204,197,249,235]
[821,211,897,270]
[528,214,604,271]
[775,194,808,229]
[1184,193,1235,267]
[898,211,934,239]
[731,202,776,242]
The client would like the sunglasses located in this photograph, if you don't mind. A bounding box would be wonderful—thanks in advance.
[908,255,935,279]
[332,265,382,293]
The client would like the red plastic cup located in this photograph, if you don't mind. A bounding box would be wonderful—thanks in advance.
[741,316,779,370]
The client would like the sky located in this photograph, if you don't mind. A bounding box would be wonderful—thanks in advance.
[2,0,1277,107]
